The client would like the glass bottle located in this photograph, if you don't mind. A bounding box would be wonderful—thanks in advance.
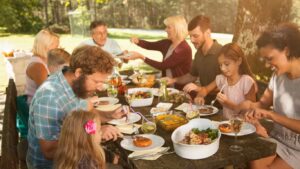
[159,79,169,102]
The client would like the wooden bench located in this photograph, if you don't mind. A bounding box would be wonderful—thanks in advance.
[0,79,27,169]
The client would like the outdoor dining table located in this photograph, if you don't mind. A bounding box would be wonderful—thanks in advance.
[110,94,276,169]
[103,71,276,169]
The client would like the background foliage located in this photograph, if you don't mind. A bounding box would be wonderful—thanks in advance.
[0,0,238,34]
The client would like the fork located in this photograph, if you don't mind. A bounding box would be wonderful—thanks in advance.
[210,84,226,105]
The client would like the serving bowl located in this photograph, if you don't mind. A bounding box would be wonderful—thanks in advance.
[171,118,221,159]
[127,88,154,107]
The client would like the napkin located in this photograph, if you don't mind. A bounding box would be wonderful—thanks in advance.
[128,147,170,160]
[116,124,141,134]
[175,103,197,113]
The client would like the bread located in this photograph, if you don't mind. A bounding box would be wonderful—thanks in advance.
[133,136,152,147]
[219,123,232,133]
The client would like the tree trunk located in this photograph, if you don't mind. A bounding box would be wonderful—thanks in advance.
[233,0,293,81]
[44,0,49,25]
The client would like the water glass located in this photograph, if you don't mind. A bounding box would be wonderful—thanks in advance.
[107,85,118,98]
[141,115,157,134]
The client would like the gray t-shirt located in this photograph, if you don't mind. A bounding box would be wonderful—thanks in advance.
[268,73,300,168]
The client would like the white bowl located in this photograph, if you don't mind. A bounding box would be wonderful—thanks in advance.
[128,88,154,107]
[171,118,221,160]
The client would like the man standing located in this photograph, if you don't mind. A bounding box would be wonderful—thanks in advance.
[79,20,124,57]
[165,15,222,103]
[26,45,126,169]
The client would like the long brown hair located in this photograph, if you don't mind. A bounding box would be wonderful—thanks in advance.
[218,43,254,78]
[54,110,105,169]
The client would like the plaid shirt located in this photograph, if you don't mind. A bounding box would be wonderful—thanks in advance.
[26,70,88,169]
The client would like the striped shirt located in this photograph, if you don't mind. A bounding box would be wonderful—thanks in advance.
[26,70,88,169]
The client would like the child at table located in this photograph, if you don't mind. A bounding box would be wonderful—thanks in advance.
[54,110,106,169]
[47,48,70,75]
[194,43,257,120]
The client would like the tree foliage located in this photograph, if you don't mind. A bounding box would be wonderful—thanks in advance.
[0,0,43,33]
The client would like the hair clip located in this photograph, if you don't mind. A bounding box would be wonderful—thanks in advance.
[84,120,97,134]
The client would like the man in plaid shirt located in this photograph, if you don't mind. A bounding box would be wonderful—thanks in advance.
[26,45,127,169]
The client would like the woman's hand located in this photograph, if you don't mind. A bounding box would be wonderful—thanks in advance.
[130,36,139,44]
[245,108,273,121]
[101,125,123,141]
[127,51,145,60]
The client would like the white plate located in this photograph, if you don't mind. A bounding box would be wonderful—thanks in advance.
[120,134,165,151]
[95,97,119,105]
[152,88,179,96]
[107,113,141,125]
[197,105,219,116]
[218,121,256,136]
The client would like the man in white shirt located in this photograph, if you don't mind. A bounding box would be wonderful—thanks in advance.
[79,20,123,57]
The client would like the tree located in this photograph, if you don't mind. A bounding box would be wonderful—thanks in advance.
[232,0,293,81]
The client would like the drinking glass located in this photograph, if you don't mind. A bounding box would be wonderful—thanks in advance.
[141,115,157,134]
[107,85,118,98]
[229,116,243,152]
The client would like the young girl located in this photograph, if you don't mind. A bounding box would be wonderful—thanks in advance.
[54,110,106,169]
[194,43,257,119]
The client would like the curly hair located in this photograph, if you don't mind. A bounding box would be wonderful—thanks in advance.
[70,45,116,75]
[256,22,300,60]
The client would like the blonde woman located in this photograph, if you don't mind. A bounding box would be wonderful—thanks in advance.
[25,29,59,104]
[127,15,192,90]
[54,110,106,169]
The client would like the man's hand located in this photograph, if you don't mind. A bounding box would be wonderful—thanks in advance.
[110,106,129,119]
[183,83,199,93]
[194,96,205,105]
[160,77,176,85]
[101,125,123,141]
[130,36,139,44]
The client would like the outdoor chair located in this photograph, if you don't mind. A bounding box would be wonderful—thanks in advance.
[0,79,27,169]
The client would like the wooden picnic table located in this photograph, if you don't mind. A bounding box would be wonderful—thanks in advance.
[103,70,276,169]
[112,94,276,169]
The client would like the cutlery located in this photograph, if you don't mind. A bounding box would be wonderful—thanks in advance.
[210,84,226,105]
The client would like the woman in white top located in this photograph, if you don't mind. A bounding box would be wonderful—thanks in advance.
[25,29,59,104]
[194,43,257,119]
[241,23,300,169]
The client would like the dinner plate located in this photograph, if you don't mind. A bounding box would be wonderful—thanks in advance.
[152,88,179,96]
[197,105,219,116]
[95,97,119,105]
[120,134,165,151]
[217,121,256,136]
[175,103,198,113]
[107,113,141,125]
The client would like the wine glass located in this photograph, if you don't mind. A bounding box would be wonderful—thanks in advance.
[107,85,118,98]
[141,115,157,134]
[229,115,243,152]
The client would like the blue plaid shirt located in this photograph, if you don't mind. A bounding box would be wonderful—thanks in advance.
[26,70,88,169]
